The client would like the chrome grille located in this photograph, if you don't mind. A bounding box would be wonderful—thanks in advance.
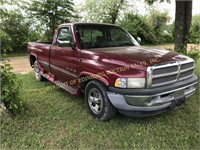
[179,62,195,80]
[153,66,178,75]
[181,62,194,70]
[152,75,177,85]
[147,59,195,88]
[179,70,193,79]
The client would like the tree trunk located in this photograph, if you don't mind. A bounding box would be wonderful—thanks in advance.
[174,0,192,53]
[110,0,124,24]
[111,13,117,24]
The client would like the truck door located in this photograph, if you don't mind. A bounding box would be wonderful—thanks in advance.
[49,26,79,87]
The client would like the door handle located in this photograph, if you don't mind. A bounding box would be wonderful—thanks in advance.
[51,50,55,55]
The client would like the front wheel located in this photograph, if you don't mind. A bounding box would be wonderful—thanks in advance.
[85,80,117,121]
[34,61,44,81]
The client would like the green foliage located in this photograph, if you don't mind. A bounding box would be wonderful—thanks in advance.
[187,50,200,61]
[29,0,75,41]
[150,10,172,43]
[0,11,37,54]
[144,0,170,5]
[0,30,12,53]
[120,13,156,44]
[0,0,50,54]
[0,60,24,115]
[189,14,200,44]
[162,23,174,43]
[120,10,171,44]
[0,0,30,23]
[0,9,40,54]
[176,44,200,61]
[186,45,200,61]
[82,0,125,24]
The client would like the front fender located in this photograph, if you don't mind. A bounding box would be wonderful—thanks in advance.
[79,71,109,86]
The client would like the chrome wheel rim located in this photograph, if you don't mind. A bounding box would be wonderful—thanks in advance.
[88,88,103,114]
[34,62,40,79]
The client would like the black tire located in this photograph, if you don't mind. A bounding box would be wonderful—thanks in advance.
[85,80,117,121]
[34,60,45,81]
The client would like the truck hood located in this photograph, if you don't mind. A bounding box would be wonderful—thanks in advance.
[85,46,190,67]
[81,46,192,78]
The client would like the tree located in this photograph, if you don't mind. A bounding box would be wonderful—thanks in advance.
[82,0,125,24]
[120,13,155,44]
[0,0,43,54]
[29,0,75,41]
[120,10,170,44]
[0,11,31,53]
[145,0,193,52]
[150,10,170,36]
[108,0,125,24]
[174,0,192,52]
[144,0,170,5]
[0,0,29,16]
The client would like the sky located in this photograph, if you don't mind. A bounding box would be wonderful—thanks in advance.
[74,0,200,22]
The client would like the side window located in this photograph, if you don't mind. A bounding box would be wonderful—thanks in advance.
[57,27,73,47]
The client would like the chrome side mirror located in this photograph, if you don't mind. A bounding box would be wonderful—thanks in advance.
[136,37,141,43]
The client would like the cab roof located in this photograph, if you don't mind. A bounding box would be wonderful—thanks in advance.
[58,22,119,28]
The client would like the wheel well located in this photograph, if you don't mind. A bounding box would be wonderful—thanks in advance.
[79,75,90,93]
[79,76,106,93]
[30,55,36,67]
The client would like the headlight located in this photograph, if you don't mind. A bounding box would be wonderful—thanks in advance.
[114,78,127,88]
[114,78,145,88]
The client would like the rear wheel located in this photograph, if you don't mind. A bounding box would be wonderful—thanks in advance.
[34,61,44,81]
[85,80,117,121]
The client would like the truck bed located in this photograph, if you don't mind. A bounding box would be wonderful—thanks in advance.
[28,42,52,46]
[27,42,52,56]
[27,42,52,70]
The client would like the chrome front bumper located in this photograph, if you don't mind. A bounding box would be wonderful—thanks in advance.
[107,75,198,114]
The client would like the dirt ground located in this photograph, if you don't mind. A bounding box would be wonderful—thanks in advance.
[7,44,200,74]
[150,44,200,51]
[7,56,32,74]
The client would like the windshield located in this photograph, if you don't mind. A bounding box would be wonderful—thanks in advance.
[75,24,139,49]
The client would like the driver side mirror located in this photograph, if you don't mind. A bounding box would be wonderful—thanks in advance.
[57,37,72,47]
[136,37,141,43]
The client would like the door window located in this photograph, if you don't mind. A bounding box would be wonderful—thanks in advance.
[57,27,73,47]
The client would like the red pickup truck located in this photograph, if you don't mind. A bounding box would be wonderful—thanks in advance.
[28,23,198,121]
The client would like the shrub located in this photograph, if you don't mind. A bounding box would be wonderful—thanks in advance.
[0,60,24,115]
[119,13,157,44]
[186,50,200,61]
[177,45,200,61]
[119,10,171,45]
[189,14,200,44]
[0,30,12,54]
[186,45,200,61]
[161,23,174,43]
[0,10,42,55]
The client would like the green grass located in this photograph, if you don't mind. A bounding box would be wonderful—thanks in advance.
[1,60,200,149]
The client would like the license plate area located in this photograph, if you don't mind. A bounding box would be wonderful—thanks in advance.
[170,97,186,110]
